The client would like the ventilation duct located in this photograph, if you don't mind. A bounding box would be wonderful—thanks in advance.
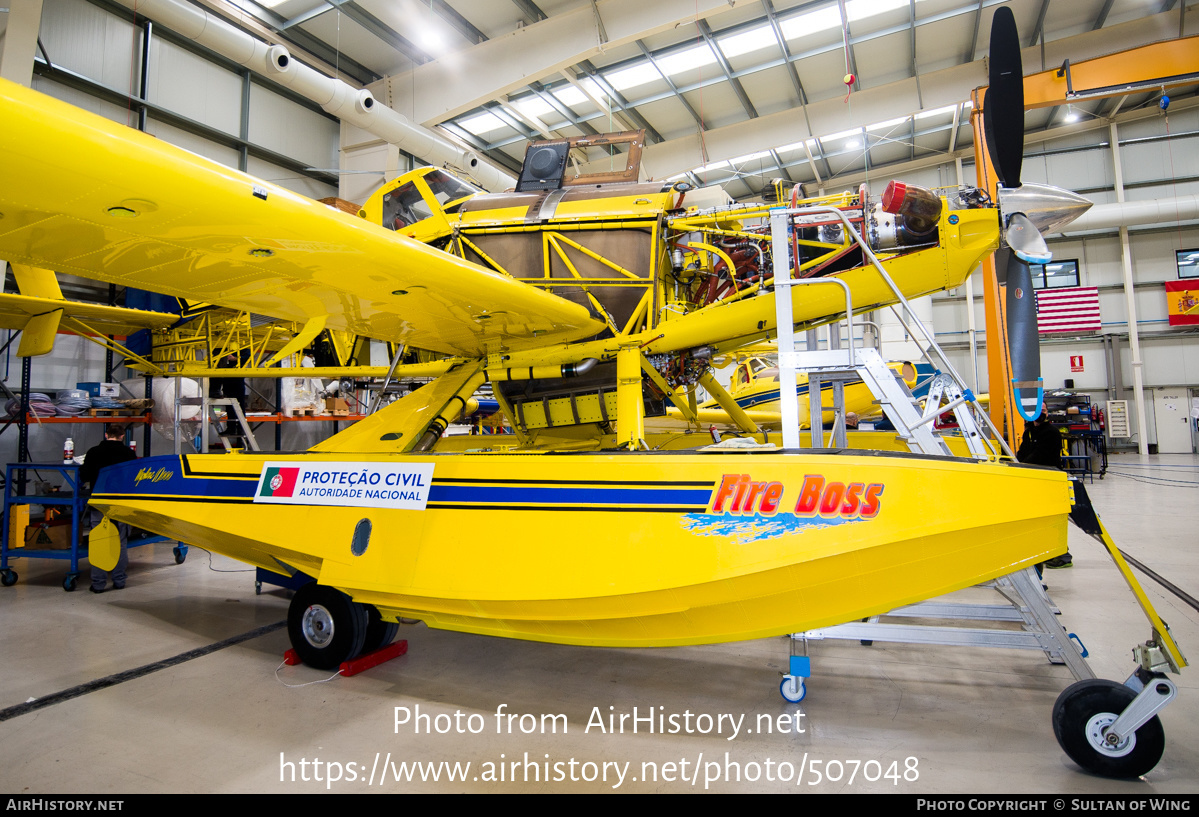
[114,0,516,192]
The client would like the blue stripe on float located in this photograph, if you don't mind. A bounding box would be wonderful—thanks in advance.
[428,485,711,506]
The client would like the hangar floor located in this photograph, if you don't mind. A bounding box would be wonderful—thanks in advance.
[2,454,1197,794]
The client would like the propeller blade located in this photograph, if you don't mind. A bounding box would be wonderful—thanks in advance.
[982,5,1024,189]
[1004,248,1043,422]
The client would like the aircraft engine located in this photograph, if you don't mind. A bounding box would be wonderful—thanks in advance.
[868,181,943,251]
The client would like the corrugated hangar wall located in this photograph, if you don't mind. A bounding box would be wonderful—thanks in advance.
[0,0,347,462]
[1,0,1198,455]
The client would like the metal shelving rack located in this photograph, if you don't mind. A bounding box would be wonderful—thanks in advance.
[1044,392,1107,481]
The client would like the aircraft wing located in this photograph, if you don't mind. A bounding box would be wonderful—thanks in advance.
[0,292,177,354]
[0,79,604,357]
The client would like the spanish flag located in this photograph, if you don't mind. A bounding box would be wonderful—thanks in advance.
[1166,281,1199,326]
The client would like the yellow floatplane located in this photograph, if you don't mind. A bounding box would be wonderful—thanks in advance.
[0,72,1072,656]
[2,3,1189,779]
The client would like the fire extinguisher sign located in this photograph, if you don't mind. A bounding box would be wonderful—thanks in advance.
[1070,355,1084,372]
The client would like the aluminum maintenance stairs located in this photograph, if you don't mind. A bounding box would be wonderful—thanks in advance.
[804,346,990,459]
[174,391,261,454]
[767,204,1094,703]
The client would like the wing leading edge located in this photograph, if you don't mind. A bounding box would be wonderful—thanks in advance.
[0,79,605,357]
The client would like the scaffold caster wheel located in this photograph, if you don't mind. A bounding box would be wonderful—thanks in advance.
[173,546,186,564]
[63,573,78,592]
[1052,679,1165,778]
[1,568,17,586]
[780,676,806,703]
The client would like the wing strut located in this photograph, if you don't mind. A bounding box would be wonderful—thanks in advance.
[310,361,485,454]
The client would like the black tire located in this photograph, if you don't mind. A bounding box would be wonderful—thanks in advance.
[63,573,78,592]
[1052,679,1165,778]
[287,583,368,670]
[361,605,400,655]
[1,568,17,587]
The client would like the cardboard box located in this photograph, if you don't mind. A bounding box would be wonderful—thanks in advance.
[76,382,120,398]
[25,522,72,550]
[325,397,350,416]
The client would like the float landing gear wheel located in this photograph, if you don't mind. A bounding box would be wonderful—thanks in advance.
[1053,679,1165,778]
[780,676,806,703]
[1,568,17,586]
[361,605,399,655]
[287,583,368,670]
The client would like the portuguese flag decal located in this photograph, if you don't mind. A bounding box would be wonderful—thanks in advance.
[259,466,300,498]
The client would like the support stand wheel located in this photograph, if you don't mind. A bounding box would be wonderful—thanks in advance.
[780,676,806,703]
[1052,679,1165,778]
[173,546,187,565]
[287,583,368,670]
[361,604,400,655]
[63,573,78,592]
[1,568,16,587]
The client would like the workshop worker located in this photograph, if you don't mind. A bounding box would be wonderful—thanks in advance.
[1016,409,1072,569]
[80,423,138,593]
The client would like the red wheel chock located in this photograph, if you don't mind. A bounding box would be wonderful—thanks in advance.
[341,640,409,677]
[281,640,409,676]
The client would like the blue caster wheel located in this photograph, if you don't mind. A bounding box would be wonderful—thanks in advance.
[1,568,17,587]
[63,573,78,592]
[173,546,187,565]
[780,676,806,703]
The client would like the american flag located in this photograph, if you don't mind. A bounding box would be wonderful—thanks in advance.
[1035,287,1101,333]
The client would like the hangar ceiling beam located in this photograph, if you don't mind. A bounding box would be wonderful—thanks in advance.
[331,2,432,65]
[696,19,758,119]
[531,78,604,137]
[1029,0,1050,48]
[761,0,815,141]
[113,0,516,190]
[909,0,923,111]
[197,0,379,84]
[381,0,742,127]
[836,0,860,93]
[577,59,665,144]
[598,9,1196,182]
[965,0,984,64]
[630,58,985,181]
[268,0,433,65]
[635,41,705,127]
[1092,0,1116,32]
[558,68,633,133]
[509,0,549,25]
[429,0,489,47]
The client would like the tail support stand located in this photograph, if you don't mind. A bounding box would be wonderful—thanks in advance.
[1049,478,1187,776]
